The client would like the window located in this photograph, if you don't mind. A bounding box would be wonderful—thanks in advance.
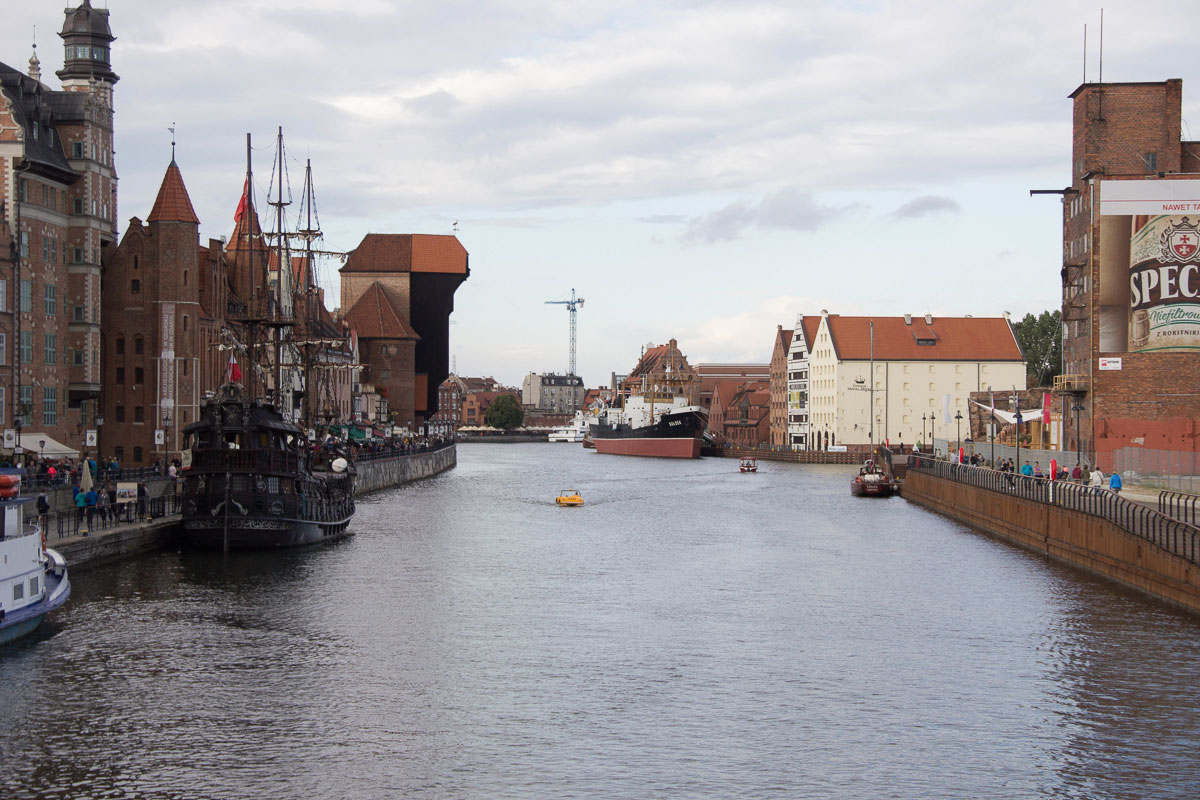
[135,406,144,423]
[183,269,189,286]
[0,387,5,424]
[134,337,144,355]
[1144,152,1158,172]
[44,285,56,316]
[116,367,125,384]
[0,279,6,312]
[19,331,32,364]
[116,406,125,422]
[134,367,144,384]
[72,198,83,215]
[72,141,84,159]
[182,360,188,376]
[19,280,31,312]
[42,387,57,425]
[73,306,86,323]
[0,334,4,367]
[18,179,27,203]
[72,350,84,367]
[133,446,143,463]
[183,315,188,331]
[130,279,140,294]
[115,446,124,462]
[73,247,84,263]
[29,576,39,597]
[42,236,49,261]
[44,334,56,365]
[13,583,23,602]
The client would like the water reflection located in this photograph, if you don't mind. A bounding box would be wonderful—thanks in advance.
[2,443,1199,799]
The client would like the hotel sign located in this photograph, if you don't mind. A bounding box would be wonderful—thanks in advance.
[1099,357,1123,370]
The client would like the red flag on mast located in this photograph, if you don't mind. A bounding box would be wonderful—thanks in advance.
[234,178,248,223]
[225,352,242,383]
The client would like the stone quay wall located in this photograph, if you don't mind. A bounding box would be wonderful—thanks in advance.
[904,469,1200,615]
[355,445,457,495]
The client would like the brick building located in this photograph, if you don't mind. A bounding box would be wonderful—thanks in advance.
[102,160,225,465]
[0,1,118,456]
[339,234,468,431]
[521,371,584,414]
[768,325,792,446]
[710,380,769,446]
[1056,78,1200,471]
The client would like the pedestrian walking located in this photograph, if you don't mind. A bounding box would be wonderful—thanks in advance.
[36,492,50,533]
[1072,463,1083,483]
[1090,467,1105,495]
[1110,471,1123,495]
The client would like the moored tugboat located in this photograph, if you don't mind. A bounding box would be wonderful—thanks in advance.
[180,383,355,549]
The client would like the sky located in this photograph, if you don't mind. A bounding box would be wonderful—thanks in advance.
[5,1,1199,388]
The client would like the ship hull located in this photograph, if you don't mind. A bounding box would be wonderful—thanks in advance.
[593,436,702,459]
[591,408,707,459]
[182,516,352,549]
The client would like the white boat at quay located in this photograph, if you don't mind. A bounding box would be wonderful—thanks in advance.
[548,411,591,443]
[0,470,70,646]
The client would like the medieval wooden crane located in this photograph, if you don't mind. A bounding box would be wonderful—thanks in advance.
[545,288,585,376]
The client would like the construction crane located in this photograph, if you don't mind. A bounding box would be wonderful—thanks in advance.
[545,288,585,376]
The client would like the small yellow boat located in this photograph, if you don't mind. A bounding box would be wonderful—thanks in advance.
[556,490,584,507]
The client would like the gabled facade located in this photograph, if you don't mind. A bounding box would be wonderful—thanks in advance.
[0,1,118,455]
[805,311,1025,449]
[785,315,821,449]
[768,326,792,446]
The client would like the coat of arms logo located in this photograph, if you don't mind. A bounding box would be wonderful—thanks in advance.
[1158,216,1200,263]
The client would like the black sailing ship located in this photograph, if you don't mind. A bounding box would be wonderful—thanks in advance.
[180,130,355,549]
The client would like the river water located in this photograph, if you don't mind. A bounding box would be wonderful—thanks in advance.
[3,443,1200,799]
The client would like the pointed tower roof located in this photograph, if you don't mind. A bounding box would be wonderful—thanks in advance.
[147,161,200,224]
[342,281,419,340]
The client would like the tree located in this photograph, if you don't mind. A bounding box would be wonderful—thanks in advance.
[484,394,524,429]
[1013,309,1062,388]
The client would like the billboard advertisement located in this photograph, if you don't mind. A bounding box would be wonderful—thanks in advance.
[1098,180,1200,353]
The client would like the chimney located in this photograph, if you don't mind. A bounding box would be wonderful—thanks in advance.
[924,313,933,325]
[904,314,912,325]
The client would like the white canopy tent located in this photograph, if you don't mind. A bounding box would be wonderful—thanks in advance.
[16,433,80,459]
[971,402,1045,426]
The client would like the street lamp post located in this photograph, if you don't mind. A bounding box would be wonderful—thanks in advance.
[39,439,45,462]
[955,410,962,462]
[1015,409,1023,473]
[930,412,936,455]
[1072,399,1084,471]
[921,413,926,450]
[990,411,996,468]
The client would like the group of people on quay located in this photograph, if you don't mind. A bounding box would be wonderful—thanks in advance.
[910,443,1125,495]
[342,433,451,461]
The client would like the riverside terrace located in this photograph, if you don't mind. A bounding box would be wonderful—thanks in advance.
[904,454,1200,613]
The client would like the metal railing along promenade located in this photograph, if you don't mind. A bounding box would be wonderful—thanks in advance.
[350,438,455,463]
[1160,491,1200,527]
[42,494,182,541]
[907,454,1200,566]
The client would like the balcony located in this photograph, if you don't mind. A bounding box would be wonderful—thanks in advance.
[1053,374,1089,394]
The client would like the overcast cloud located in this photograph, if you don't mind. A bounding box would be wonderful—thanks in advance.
[4,1,1197,384]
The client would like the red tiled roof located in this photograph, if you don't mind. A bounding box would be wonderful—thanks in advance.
[341,281,418,340]
[825,316,1022,361]
[146,161,200,224]
[341,234,468,275]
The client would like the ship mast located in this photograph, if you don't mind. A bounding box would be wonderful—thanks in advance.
[262,126,295,415]
[868,319,875,453]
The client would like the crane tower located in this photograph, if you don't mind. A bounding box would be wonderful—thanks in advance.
[544,288,585,376]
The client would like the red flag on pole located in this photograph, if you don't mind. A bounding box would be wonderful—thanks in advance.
[234,178,248,223]
[225,352,242,383]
